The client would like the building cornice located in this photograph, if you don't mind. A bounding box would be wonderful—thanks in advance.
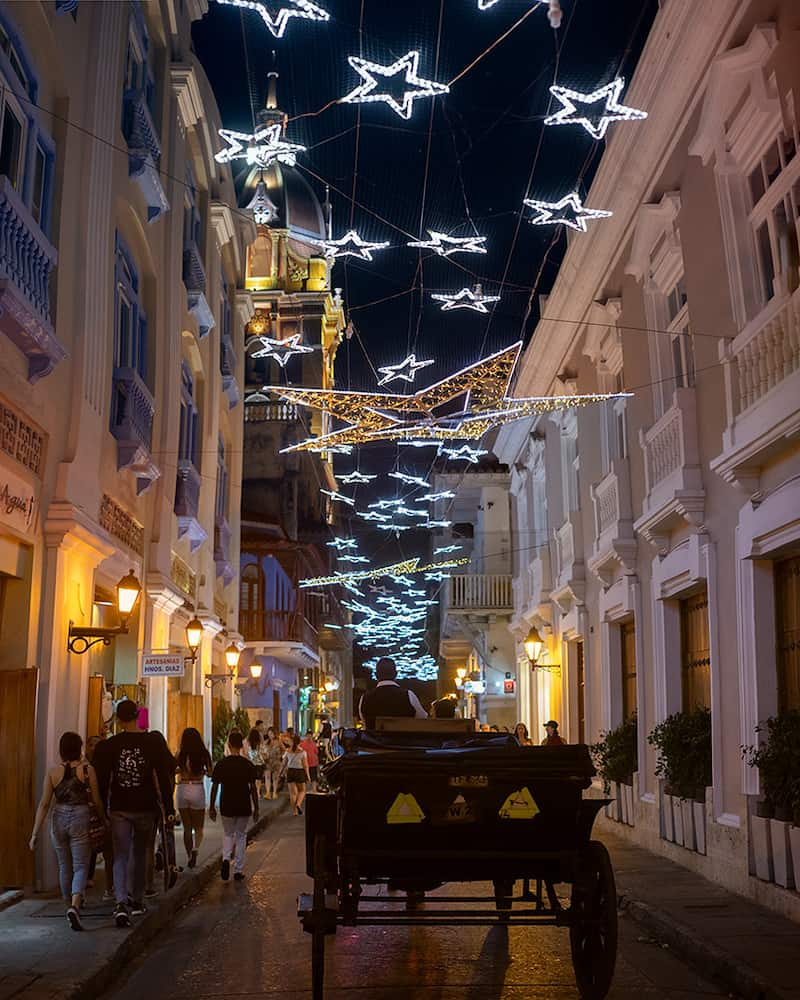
[170,64,204,129]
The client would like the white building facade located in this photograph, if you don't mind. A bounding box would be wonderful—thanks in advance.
[495,0,800,919]
[0,0,251,889]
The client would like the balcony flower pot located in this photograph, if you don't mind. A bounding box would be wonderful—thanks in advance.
[681,797,696,852]
[770,807,795,889]
[623,781,635,827]
[751,801,774,882]
[608,784,620,822]
[789,821,800,891]
[692,788,707,856]
[590,718,637,826]
[661,786,675,842]
[672,795,685,847]
[619,781,629,825]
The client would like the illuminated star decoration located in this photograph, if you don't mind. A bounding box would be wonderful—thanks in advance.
[248,333,314,367]
[377,354,435,387]
[316,230,390,262]
[421,490,456,502]
[388,471,431,488]
[338,470,377,485]
[341,50,450,121]
[337,554,371,564]
[424,519,453,529]
[327,537,358,551]
[544,78,647,141]
[213,0,330,39]
[358,510,391,522]
[435,545,463,555]
[376,523,413,533]
[523,193,612,233]
[425,571,452,582]
[215,123,306,168]
[266,343,631,453]
[320,489,355,507]
[431,284,501,313]
[439,444,488,464]
[407,230,487,257]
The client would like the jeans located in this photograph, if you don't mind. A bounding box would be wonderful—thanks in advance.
[111,811,155,906]
[221,815,249,874]
[50,804,91,901]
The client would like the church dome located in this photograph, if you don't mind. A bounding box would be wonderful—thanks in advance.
[238,161,326,258]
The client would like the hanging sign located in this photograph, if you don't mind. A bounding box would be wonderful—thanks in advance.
[503,679,515,694]
[141,653,185,677]
[0,465,37,534]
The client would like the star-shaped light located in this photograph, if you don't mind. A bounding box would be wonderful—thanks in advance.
[315,229,390,262]
[215,123,306,168]
[358,510,392,522]
[439,445,488,463]
[338,470,377,485]
[424,519,453,529]
[368,498,405,510]
[544,77,647,140]
[425,571,452,582]
[421,490,456,502]
[341,50,450,121]
[337,554,370,564]
[248,333,314,367]
[407,230,487,257]
[435,544,463,555]
[327,537,358,551]
[320,489,355,507]
[388,471,431,488]
[213,0,330,39]
[377,354,435,387]
[431,284,500,313]
[376,523,413,532]
[523,193,613,232]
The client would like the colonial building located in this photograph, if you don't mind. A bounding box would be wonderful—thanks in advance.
[495,0,800,918]
[0,0,250,888]
[235,80,352,732]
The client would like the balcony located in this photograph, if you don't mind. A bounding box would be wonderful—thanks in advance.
[511,541,552,629]
[239,608,319,668]
[634,387,704,553]
[122,89,169,223]
[0,176,64,381]
[220,334,239,409]
[588,460,637,586]
[174,459,206,550]
[110,367,159,494]
[214,514,234,585]
[244,400,300,423]
[711,286,800,492]
[182,238,214,338]
[552,512,584,611]
[447,573,513,614]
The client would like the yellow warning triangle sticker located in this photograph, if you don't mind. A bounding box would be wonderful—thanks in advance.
[386,792,425,825]
[498,786,540,820]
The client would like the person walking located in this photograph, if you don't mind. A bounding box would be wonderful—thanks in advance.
[541,720,566,746]
[263,728,284,800]
[92,700,174,927]
[175,727,213,869]
[29,732,106,931]
[283,733,311,816]
[514,722,533,746]
[209,730,259,882]
[299,730,319,791]
[247,727,266,799]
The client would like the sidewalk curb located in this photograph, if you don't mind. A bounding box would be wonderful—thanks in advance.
[621,896,777,1000]
[0,889,24,912]
[67,799,290,1000]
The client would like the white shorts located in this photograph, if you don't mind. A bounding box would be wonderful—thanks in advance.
[176,782,206,811]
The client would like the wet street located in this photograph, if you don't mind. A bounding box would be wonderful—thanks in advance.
[104,812,724,1000]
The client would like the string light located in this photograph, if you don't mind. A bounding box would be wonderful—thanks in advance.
[299,556,468,588]
[320,489,355,507]
[439,444,488,463]
[377,354,435,386]
[337,554,371,563]
[424,519,453,529]
[388,472,431,488]
[523,193,612,232]
[215,123,306,168]
[358,510,392,522]
[341,50,450,121]
[327,537,358,551]
[315,229,390,261]
[431,284,501,313]
[213,0,330,39]
[368,498,406,510]
[435,544,463,555]
[424,571,452,582]
[407,230,487,256]
[338,470,376,484]
[544,78,647,140]
[248,333,314,366]
[376,523,413,532]
[421,490,456,502]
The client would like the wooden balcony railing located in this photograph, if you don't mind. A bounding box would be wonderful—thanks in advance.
[447,574,513,611]
[239,608,318,648]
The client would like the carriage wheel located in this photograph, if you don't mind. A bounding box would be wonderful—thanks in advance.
[311,835,327,1000]
[569,841,618,1000]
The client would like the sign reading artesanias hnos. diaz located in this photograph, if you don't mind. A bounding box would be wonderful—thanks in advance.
[141,653,184,677]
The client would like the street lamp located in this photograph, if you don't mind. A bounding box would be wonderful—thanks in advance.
[249,660,262,680]
[185,616,204,666]
[67,570,142,654]
[225,641,241,671]
[524,625,544,667]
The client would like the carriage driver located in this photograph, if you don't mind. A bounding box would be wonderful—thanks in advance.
[359,657,428,729]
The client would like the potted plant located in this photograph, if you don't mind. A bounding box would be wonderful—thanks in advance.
[743,712,800,888]
[648,708,712,852]
[590,716,637,826]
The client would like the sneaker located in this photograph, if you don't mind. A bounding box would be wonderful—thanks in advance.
[102,889,115,902]
[130,900,147,916]
[233,872,245,882]
[187,850,197,869]
[66,907,83,931]
[114,903,131,928]
[220,859,230,881]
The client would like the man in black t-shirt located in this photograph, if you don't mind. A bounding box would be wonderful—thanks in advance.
[93,700,174,926]
[209,730,259,882]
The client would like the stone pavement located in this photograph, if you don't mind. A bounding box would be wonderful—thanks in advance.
[0,795,288,1000]
[601,826,800,1000]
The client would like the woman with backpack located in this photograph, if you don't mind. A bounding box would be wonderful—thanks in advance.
[29,731,106,931]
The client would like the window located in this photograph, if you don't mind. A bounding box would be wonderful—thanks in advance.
[113,234,147,379]
[621,620,637,721]
[561,413,579,518]
[680,589,711,710]
[0,98,24,189]
[748,127,800,308]
[666,275,694,390]
[0,20,31,97]
[178,362,199,468]
[215,437,229,523]
[775,554,800,713]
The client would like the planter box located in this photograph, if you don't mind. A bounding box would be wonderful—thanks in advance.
[662,789,675,842]
[673,796,685,847]
[770,819,795,889]
[606,785,620,822]
[681,798,696,852]
[619,782,629,825]
[693,799,706,855]
[790,826,800,890]
[623,783,635,827]
[751,813,774,882]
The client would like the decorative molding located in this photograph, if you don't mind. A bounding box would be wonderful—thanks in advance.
[210,201,236,248]
[625,192,682,284]
[170,65,204,129]
[146,571,187,615]
[170,551,197,602]
[0,396,46,477]
[236,290,256,326]
[98,494,145,555]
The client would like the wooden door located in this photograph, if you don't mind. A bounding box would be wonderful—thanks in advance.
[0,668,37,886]
[86,675,105,743]
[680,589,711,710]
[776,554,800,712]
